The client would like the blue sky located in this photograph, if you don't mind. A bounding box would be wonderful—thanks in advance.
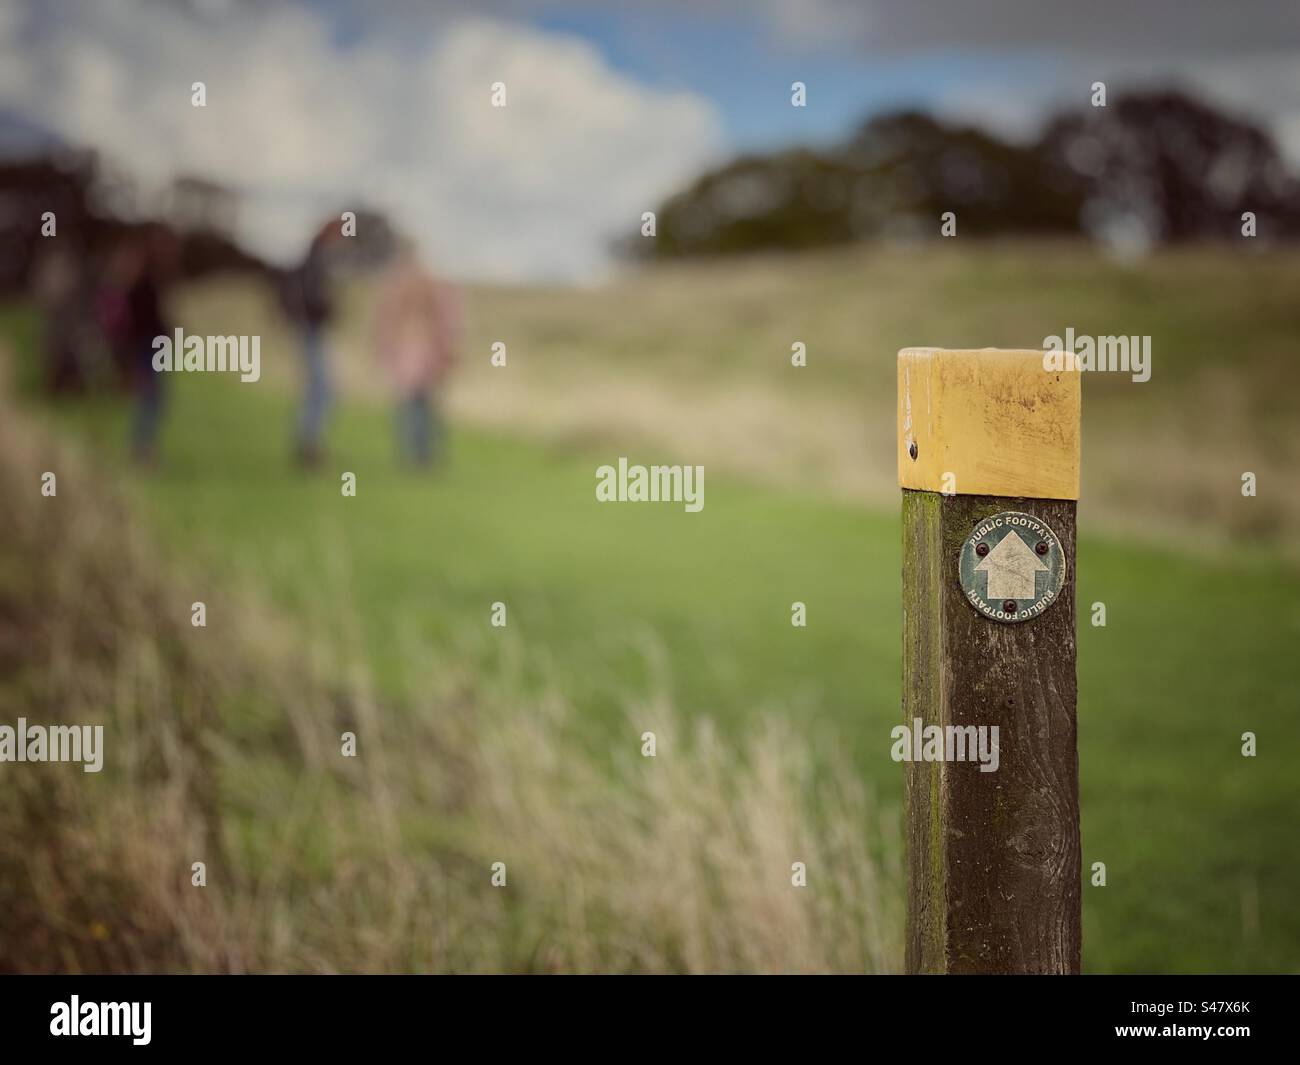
[532,6,876,149]
[338,2,1080,151]
[2,0,1297,280]
[327,0,1300,157]
[527,6,1086,150]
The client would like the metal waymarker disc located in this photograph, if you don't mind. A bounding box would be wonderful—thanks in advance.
[958,510,1066,623]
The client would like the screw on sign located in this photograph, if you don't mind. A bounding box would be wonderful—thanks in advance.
[897,347,1081,974]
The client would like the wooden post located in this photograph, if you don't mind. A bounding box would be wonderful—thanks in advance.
[898,348,1082,974]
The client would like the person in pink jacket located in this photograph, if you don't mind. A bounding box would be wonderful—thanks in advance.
[372,241,461,466]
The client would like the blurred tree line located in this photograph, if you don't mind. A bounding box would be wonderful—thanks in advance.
[0,152,273,294]
[639,91,1300,258]
[0,151,397,296]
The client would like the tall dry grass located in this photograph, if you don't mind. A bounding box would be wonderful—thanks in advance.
[0,390,901,973]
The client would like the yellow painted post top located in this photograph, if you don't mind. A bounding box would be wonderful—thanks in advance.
[898,348,1080,500]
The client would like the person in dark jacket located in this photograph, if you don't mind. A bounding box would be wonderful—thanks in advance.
[96,241,144,390]
[32,244,88,394]
[125,228,176,465]
[281,223,340,467]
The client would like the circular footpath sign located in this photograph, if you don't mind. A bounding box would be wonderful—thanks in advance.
[958,510,1067,624]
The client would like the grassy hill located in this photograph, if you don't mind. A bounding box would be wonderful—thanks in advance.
[2,241,1297,972]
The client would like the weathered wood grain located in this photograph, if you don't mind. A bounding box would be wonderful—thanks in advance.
[903,489,1080,974]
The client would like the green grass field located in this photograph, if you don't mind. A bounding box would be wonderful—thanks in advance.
[3,244,1297,972]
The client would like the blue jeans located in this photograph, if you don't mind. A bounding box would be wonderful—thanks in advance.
[397,391,440,465]
[298,326,331,448]
[130,341,164,456]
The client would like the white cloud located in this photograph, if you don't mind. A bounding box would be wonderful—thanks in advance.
[931,53,1300,168]
[1197,54,1300,167]
[0,1,724,281]
[932,84,1065,144]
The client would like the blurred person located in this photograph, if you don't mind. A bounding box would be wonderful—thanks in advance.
[95,239,146,390]
[125,226,178,466]
[31,243,88,394]
[280,222,340,467]
[372,241,460,467]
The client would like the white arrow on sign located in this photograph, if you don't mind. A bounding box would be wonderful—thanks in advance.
[975,530,1048,600]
